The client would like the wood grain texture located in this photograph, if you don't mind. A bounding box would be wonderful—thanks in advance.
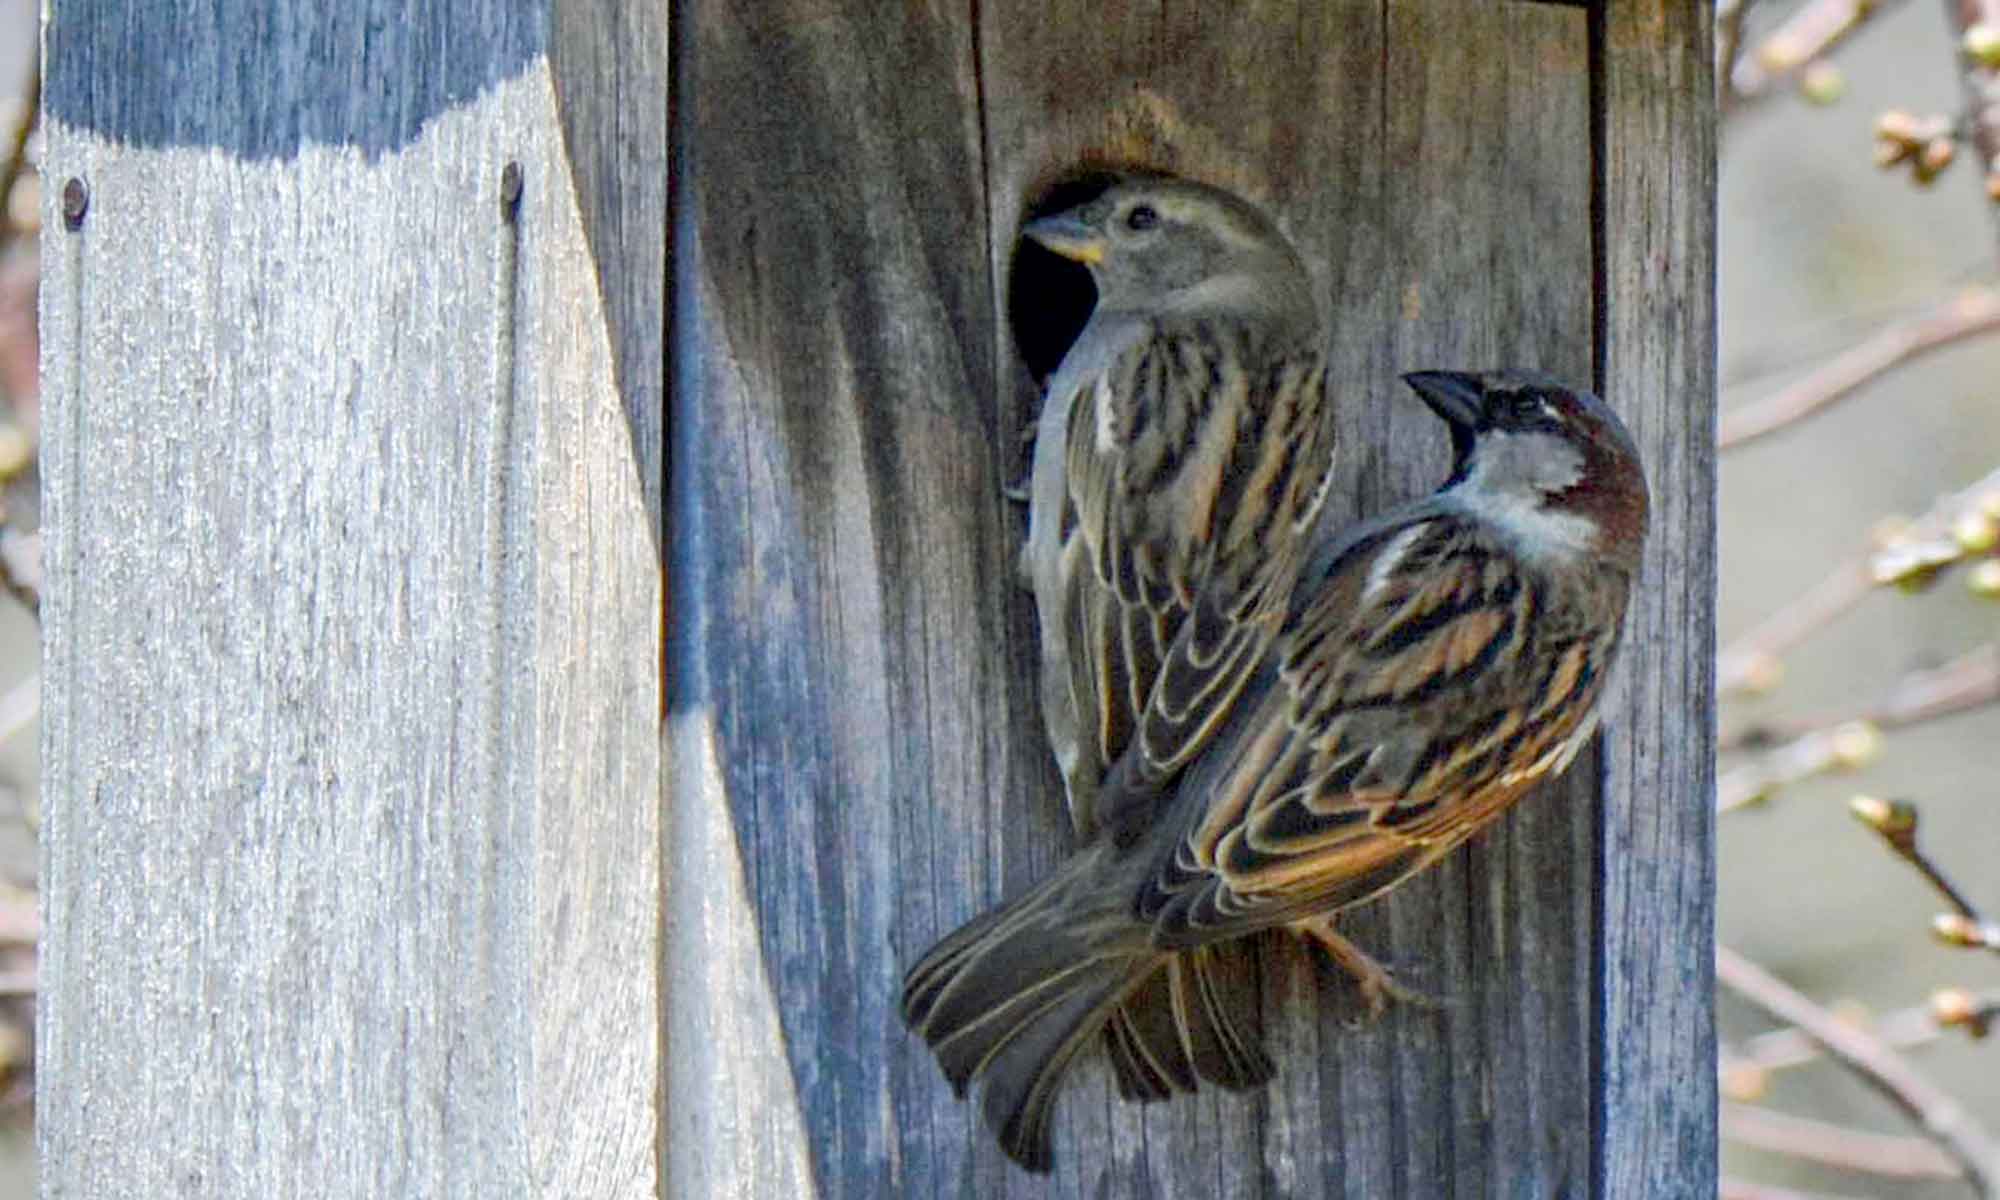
[552,0,670,535]
[1597,1,1721,1196]
[668,8,1016,1198]
[672,1,1713,1197]
[38,10,663,1198]
[978,6,1598,1197]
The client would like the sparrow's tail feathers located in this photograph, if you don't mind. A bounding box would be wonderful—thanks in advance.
[900,854,1158,1172]
[1102,944,1274,1101]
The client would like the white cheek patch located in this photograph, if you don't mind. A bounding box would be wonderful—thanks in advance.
[1455,432,1597,561]
[1475,492,1598,559]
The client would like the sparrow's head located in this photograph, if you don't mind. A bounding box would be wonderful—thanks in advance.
[1402,369,1650,567]
[1022,176,1315,330]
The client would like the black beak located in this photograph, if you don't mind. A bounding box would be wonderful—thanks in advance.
[1401,371,1486,431]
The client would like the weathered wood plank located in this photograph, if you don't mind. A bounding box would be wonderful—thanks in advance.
[552,0,670,535]
[668,8,1011,1200]
[1597,1,1720,1195]
[38,5,663,1197]
[974,4,1599,1196]
[673,1,1711,1198]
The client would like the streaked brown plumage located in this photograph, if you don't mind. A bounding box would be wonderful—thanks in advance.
[1015,177,1336,1110]
[1019,175,1332,836]
[903,369,1649,1172]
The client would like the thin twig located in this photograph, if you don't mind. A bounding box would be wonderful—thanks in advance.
[1718,465,2000,696]
[0,528,41,619]
[0,672,38,748]
[1720,644,2000,753]
[1717,944,2000,1193]
[0,905,35,946]
[1850,797,1992,938]
[1723,1100,1964,1179]
[1720,1180,1867,1200]
[1727,987,2000,1072]
[1721,265,2000,388]
[0,50,34,254]
[1718,719,1881,813]
[1718,0,1760,115]
[1944,0,2000,236]
[1718,561,1871,698]
[1727,0,1914,115]
[1934,913,2000,953]
[1719,286,2000,450]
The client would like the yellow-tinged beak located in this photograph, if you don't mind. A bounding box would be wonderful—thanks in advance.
[1022,212,1106,265]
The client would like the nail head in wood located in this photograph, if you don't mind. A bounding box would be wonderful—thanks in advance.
[61,178,87,231]
[500,161,522,222]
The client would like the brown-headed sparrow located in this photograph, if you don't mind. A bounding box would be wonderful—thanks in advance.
[904,369,1649,1172]
[1015,176,1336,1112]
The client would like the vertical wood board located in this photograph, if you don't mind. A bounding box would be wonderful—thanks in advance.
[670,0,1714,1196]
[1597,2,1720,1195]
[38,6,665,1197]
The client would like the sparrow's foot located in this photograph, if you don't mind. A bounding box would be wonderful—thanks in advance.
[1292,916,1438,1021]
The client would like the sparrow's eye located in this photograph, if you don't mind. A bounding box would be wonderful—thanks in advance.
[1124,204,1160,232]
[1505,392,1553,424]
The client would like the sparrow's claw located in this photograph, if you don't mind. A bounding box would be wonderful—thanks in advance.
[1293,916,1439,1021]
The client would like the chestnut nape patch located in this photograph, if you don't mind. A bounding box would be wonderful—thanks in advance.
[1007,173,1120,383]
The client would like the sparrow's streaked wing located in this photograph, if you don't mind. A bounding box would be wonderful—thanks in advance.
[1132,510,1626,942]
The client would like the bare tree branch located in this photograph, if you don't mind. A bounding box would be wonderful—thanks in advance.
[1720,644,2000,753]
[1719,719,1881,814]
[1723,1100,1964,1179]
[1720,1178,1868,1200]
[1727,0,1915,116]
[1719,0,1760,115]
[0,904,34,947]
[1718,465,2000,696]
[1944,0,2000,229]
[1719,286,2000,450]
[1717,944,2000,1194]
[1850,796,1995,944]
[0,527,41,620]
[1721,659,2000,809]
[1726,986,2000,1074]
[0,47,34,255]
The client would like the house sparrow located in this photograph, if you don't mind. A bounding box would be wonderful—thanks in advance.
[904,370,1649,1172]
[1018,174,1332,835]
[1014,176,1335,1107]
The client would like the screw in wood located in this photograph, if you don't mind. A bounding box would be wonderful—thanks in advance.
[500,161,523,223]
[61,178,87,231]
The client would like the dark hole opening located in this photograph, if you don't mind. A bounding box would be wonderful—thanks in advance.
[1007,172,1123,384]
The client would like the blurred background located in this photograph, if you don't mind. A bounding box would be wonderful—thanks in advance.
[0,4,1994,1198]
[1716,2,2000,1198]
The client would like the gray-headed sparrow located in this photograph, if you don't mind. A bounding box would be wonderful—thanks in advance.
[904,370,1649,1172]
[1019,175,1332,835]
[1015,175,1336,1109]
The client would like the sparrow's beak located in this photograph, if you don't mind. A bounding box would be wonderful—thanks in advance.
[1023,212,1106,265]
[1402,371,1486,431]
